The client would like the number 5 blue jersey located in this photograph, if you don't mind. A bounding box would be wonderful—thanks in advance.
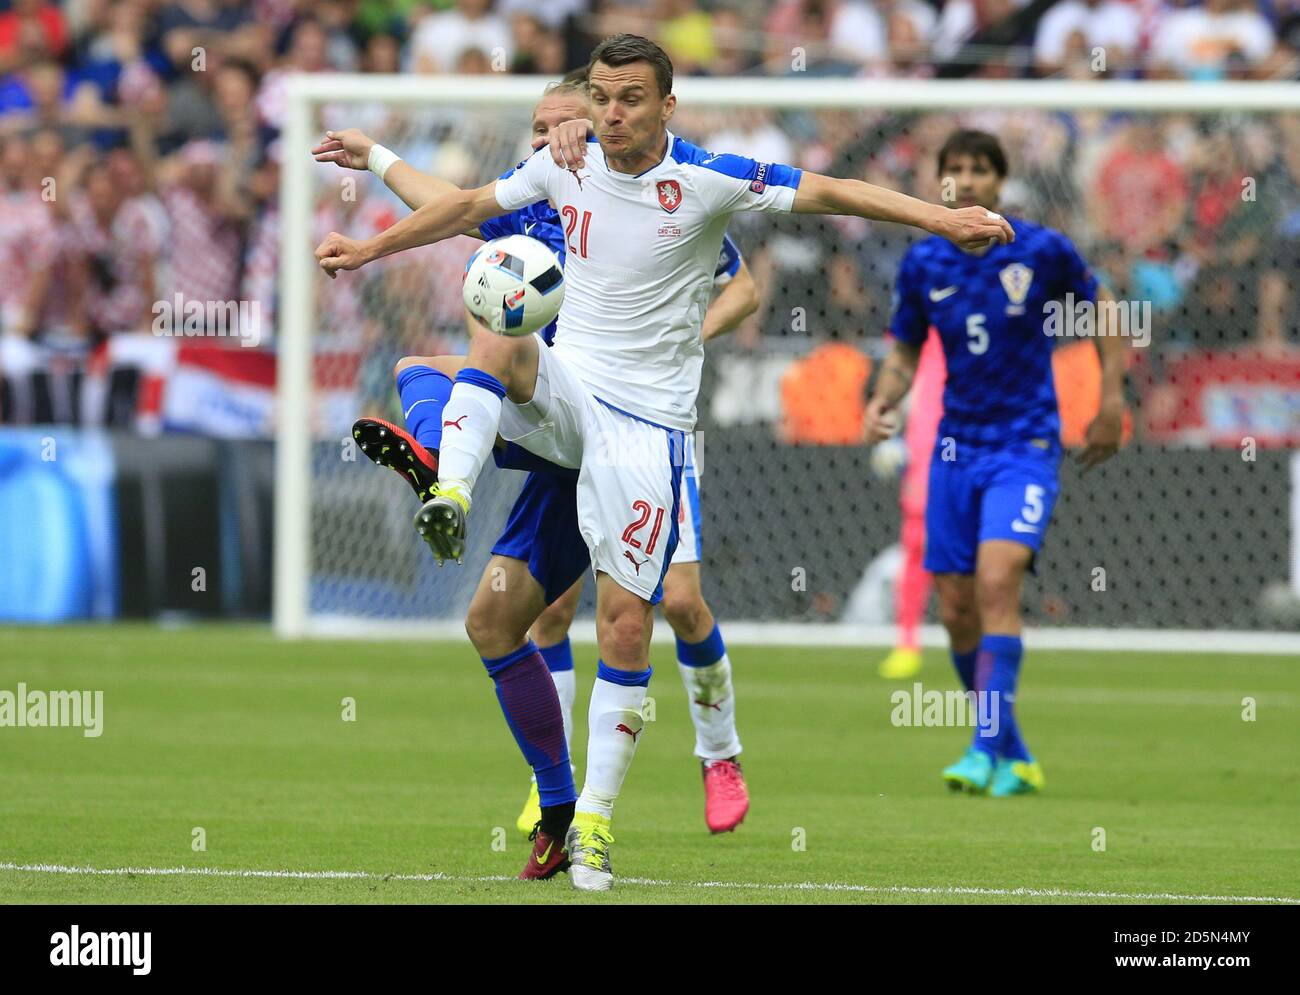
[889,216,1098,446]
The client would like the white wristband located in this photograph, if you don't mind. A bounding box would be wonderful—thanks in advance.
[367,144,401,181]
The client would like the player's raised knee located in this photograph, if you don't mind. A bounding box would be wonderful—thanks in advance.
[394,355,423,378]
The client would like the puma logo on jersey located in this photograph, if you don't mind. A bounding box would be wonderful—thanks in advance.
[615,723,642,741]
[623,550,650,574]
[694,697,726,712]
[443,415,468,431]
[929,285,959,302]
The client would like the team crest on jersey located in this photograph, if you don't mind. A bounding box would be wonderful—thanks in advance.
[657,179,682,213]
[999,263,1033,315]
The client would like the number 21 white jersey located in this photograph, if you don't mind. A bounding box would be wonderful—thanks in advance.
[494,130,802,431]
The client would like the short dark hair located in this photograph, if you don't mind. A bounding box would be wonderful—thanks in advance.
[937,130,1008,178]
[587,34,673,98]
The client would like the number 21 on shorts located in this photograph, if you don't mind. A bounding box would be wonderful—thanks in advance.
[622,500,666,554]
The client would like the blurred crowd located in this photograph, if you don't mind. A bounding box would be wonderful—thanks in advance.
[0,0,1298,430]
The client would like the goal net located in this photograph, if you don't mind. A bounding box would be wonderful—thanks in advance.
[276,77,1300,646]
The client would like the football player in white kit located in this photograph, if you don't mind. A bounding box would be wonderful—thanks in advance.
[316,34,1013,891]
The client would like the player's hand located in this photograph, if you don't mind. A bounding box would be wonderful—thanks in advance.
[312,129,375,170]
[863,396,902,444]
[1078,400,1124,472]
[935,206,1015,251]
[547,118,594,170]
[314,231,372,279]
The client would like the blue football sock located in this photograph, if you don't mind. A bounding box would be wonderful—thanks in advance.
[539,637,574,674]
[676,623,726,668]
[973,634,1029,761]
[951,648,977,694]
[396,365,453,452]
[482,642,575,807]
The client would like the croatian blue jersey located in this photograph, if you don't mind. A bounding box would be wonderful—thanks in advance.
[479,164,742,347]
[890,216,1098,446]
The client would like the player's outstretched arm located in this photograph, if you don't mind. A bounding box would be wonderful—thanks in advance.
[315,182,504,278]
[1079,286,1127,472]
[793,172,1014,251]
[313,129,483,237]
[702,260,758,342]
[864,339,922,443]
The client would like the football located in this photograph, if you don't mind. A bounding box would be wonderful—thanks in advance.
[462,234,565,336]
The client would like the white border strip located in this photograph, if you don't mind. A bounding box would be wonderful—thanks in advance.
[3,862,1294,904]
[285,74,1300,111]
[301,618,1300,655]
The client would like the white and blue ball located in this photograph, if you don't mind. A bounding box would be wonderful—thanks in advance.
[462,234,565,336]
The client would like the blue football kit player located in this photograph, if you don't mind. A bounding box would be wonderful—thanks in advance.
[866,130,1126,797]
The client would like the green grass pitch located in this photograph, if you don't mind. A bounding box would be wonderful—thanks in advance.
[1,625,1296,904]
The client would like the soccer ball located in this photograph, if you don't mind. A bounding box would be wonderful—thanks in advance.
[462,234,565,336]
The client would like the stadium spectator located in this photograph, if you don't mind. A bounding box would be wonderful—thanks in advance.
[0,0,68,72]
[0,133,56,339]
[931,0,1029,66]
[0,59,108,148]
[256,17,335,132]
[657,0,718,76]
[707,4,760,76]
[872,0,936,77]
[508,11,568,73]
[66,155,165,337]
[498,0,590,31]
[1033,0,1141,77]
[410,0,514,74]
[764,0,888,73]
[158,139,245,323]
[1150,0,1278,79]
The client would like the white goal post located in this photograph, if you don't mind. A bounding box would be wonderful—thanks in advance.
[275,75,1300,649]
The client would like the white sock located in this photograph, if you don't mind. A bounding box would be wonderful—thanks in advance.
[679,655,742,761]
[550,667,576,751]
[576,675,648,819]
[437,378,503,496]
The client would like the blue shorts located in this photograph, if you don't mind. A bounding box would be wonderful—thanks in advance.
[491,471,590,606]
[923,438,1062,575]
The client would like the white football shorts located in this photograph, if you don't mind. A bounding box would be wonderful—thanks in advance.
[498,336,688,603]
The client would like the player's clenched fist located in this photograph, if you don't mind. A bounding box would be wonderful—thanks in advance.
[547,117,594,168]
[935,206,1016,251]
[863,396,902,444]
[312,129,375,170]
[315,231,371,278]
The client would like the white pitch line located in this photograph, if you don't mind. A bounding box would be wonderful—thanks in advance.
[2,862,1296,905]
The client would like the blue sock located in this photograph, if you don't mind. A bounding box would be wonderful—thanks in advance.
[481,642,575,807]
[539,637,573,673]
[396,365,453,452]
[951,648,977,694]
[973,634,1028,761]
[675,623,726,667]
[596,660,652,686]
